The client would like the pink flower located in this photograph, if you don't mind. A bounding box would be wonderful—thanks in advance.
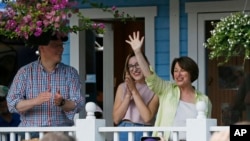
[6,20,16,30]
[98,23,105,29]
[54,16,60,22]
[36,3,41,9]
[92,23,98,29]
[43,20,50,27]
[61,12,67,19]
[0,0,132,43]
[92,23,105,34]
[23,15,31,24]
[112,6,117,11]
[36,21,43,27]
[34,27,42,37]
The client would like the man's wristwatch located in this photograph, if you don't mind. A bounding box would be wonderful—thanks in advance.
[59,99,66,107]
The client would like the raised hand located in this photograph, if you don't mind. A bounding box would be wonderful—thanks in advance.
[125,31,144,52]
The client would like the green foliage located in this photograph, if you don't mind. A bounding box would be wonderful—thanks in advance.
[204,12,250,64]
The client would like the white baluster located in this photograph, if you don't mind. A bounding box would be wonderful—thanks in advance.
[85,102,96,119]
[196,101,206,119]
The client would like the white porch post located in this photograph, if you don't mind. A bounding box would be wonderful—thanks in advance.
[75,102,106,141]
[75,119,106,141]
[186,101,217,141]
[186,118,217,141]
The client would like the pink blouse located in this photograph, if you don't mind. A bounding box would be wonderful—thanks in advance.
[121,82,155,125]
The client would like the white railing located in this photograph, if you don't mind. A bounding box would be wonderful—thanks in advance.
[0,102,229,141]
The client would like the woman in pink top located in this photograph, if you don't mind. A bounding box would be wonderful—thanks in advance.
[113,52,159,141]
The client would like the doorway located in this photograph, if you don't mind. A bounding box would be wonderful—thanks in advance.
[70,7,157,132]
[197,13,250,125]
[113,20,145,95]
[84,19,145,115]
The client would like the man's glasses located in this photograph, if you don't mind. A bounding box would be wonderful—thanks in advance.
[128,63,140,71]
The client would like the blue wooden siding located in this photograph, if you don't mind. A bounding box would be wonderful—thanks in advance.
[0,0,204,80]
[75,0,172,80]
[154,3,169,80]
[62,41,70,65]
[0,0,212,80]
[79,0,169,81]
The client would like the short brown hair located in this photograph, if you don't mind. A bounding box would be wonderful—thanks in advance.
[171,56,199,83]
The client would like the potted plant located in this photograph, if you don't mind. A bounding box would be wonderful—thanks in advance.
[0,0,134,46]
[204,12,250,65]
[92,23,105,38]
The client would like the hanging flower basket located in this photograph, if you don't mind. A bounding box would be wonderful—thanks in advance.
[0,0,135,47]
[204,12,250,64]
